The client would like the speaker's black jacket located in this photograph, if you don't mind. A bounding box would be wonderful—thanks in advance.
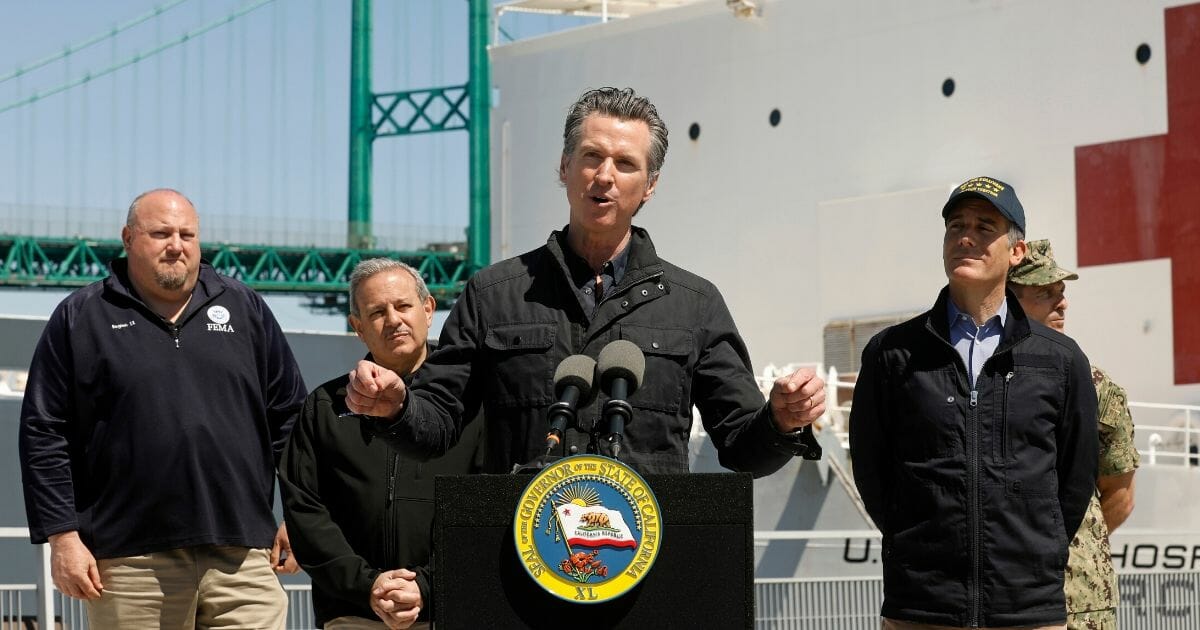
[373,226,818,476]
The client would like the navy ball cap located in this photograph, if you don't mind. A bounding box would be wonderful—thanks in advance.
[941,176,1026,234]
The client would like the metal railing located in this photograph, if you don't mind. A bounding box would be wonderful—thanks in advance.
[1129,401,1200,466]
[5,531,1199,629]
[0,202,467,253]
[752,571,1200,630]
[782,366,1200,470]
[756,577,882,630]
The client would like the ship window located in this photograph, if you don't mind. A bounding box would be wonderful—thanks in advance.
[769,108,781,127]
[688,122,701,141]
[942,78,955,97]
[1136,43,1152,65]
[823,313,917,374]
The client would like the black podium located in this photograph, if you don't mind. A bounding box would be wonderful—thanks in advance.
[433,473,754,630]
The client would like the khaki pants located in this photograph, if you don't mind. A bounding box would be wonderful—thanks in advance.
[87,546,286,630]
[882,619,1066,630]
[325,617,430,630]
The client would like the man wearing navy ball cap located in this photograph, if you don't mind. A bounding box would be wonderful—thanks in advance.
[850,176,1098,628]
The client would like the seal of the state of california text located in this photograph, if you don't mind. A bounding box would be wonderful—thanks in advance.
[513,455,662,603]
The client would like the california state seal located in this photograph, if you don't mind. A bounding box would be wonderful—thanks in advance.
[513,454,662,603]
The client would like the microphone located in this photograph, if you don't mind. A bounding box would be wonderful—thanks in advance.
[596,340,645,461]
[544,354,597,455]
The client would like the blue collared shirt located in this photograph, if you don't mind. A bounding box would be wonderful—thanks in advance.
[947,298,1007,388]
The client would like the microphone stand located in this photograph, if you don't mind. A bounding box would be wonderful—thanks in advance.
[603,379,633,461]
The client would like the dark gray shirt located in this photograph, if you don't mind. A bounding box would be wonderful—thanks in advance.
[562,232,630,316]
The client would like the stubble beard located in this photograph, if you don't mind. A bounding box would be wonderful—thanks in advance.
[154,267,188,291]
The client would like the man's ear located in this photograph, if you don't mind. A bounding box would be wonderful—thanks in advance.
[558,154,569,184]
[642,173,659,203]
[423,295,435,326]
[348,314,365,342]
[1009,239,1028,267]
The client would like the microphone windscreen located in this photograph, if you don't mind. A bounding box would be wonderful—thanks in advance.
[554,354,597,399]
[597,339,646,392]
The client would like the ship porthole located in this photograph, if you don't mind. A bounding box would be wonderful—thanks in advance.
[942,78,955,97]
[1136,43,1152,65]
[769,108,781,127]
[688,122,701,141]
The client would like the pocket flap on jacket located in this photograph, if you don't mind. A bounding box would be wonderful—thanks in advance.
[621,324,692,357]
[484,323,556,351]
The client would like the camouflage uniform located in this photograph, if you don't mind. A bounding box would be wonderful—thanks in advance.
[1061,366,1138,629]
[1009,241,1141,630]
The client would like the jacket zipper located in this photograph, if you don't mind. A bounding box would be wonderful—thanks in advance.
[928,324,980,625]
[383,453,399,565]
[154,295,216,350]
[1001,372,1014,461]
[969,387,980,627]
[968,364,1014,627]
[928,314,1028,627]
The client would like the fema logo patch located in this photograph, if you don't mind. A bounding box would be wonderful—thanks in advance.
[206,305,235,333]
[513,455,662,603]
[206,305,230,324]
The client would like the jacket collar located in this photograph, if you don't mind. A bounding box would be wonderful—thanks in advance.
[927,285,1031,352]
[547,225,665,289]
[105,258,226,318]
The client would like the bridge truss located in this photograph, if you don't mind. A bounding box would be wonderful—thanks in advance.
[0,235,470,308]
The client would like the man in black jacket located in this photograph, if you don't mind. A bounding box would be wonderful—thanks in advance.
[19,189,307,628]
[280,258,484,629]
[343,87,825,477]
[849,177,1098,628]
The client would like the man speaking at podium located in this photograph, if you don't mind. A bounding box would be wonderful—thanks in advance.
[346,87,824,476]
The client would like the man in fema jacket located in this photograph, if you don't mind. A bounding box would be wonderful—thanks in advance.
[849,177,1098,629]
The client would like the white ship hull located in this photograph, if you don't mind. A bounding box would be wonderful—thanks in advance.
[488,0,1200,622]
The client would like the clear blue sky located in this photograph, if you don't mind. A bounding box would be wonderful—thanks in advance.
[0,0,588,331]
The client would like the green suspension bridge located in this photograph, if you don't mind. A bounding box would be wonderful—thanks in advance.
[0,0,498,309]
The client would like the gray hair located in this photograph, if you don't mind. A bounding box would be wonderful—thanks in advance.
[1007,223,1025,247]
[562,87,669,181]
[348,258,431,316]
[126,188,196,226]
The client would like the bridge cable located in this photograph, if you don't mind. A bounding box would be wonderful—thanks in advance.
[0,0,277,116]
[267,0,279,241]
[179,12,190,190]
[222,12,235,225]
[238,12,250,225]
[309,0,327,236]
[63,54,71,220]
[109,31,118,209]
[433,0,445,245]
[402,2,414,249]
[0,0,190,85]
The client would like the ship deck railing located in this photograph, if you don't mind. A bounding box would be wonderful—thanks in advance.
[3,559,1198,629]
[754,365,1200,470]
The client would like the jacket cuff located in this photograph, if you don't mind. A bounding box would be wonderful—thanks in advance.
[766,409,823,460]
[35,522,81,545]
[370,398,411,436]
[414,570,432,620]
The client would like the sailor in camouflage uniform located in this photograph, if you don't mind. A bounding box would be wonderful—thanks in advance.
[1009,240,1140,630]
